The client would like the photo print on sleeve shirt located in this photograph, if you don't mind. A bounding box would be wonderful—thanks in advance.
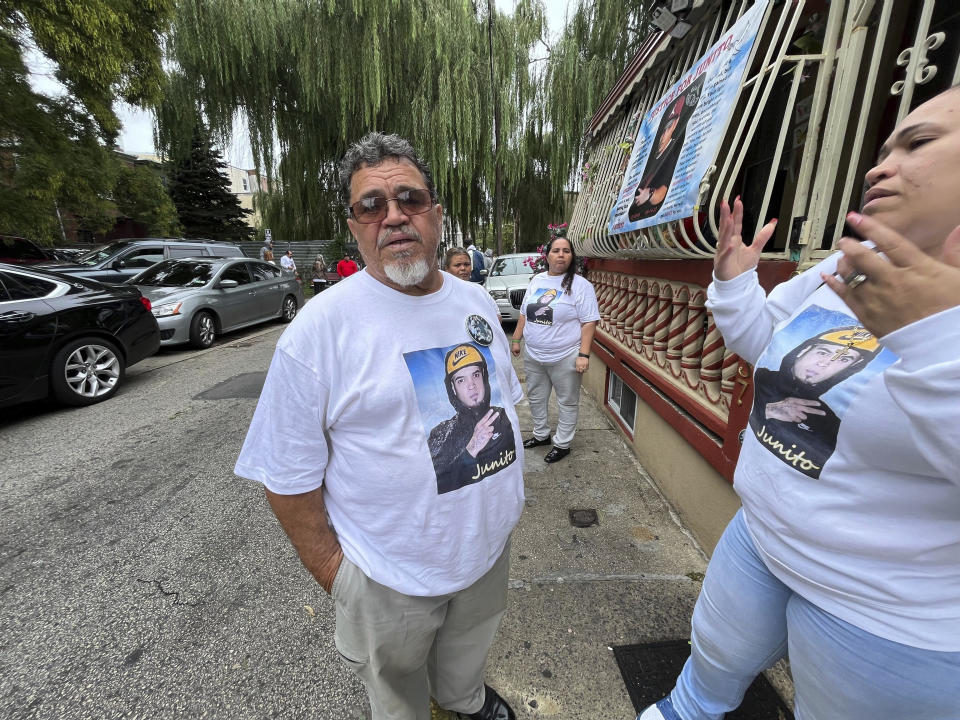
[748,305,898,479]
[404,342,517,494]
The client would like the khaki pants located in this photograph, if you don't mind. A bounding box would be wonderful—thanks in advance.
[331,542,510,720]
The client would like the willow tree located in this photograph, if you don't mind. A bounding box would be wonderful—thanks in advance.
[539,1,653,201]
[158,0,561,245]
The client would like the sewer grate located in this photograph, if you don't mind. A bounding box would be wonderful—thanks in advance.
[612,640,793,719]
[569,508,599,527]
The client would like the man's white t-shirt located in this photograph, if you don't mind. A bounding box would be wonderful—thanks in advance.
[235,270,525,596]
[520,272,600,363]
[280,255,295,271]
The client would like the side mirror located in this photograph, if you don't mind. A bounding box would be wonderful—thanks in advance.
[112,259,125,270]
[480,269,488,276]
[219,279,239,289]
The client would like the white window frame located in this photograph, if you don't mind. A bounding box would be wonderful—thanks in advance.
[607,370,637,432]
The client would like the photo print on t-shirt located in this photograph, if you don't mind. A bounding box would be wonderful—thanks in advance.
[404,342,517,494]
[525,287,562,325]
[748,305,897,479]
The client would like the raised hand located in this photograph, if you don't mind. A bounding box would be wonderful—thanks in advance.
[714,197,778,281]
[821,212,960,337]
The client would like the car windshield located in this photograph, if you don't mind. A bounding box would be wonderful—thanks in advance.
[489,257,535,277]
[75,241,131,266]
[133,260,215,287]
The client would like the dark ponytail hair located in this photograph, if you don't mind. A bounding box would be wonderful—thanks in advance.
[545,236,578,294]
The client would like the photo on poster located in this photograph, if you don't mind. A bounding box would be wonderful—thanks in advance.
[748,306,898,479]
[608,0,769,234]
[404,342,517,494]
[627,74,706,222]
[525,288,562,325]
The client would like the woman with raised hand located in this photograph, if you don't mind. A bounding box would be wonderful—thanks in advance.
[511,236,599,463]
[637,86,960,720]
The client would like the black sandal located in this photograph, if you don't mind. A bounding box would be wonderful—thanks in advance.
[457,684,516,720]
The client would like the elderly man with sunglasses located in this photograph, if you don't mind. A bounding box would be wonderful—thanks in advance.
[235,133,523,720]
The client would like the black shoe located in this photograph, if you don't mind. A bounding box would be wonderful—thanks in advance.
[522,435,552,448]
[544,446,571,463]
[457,684,516,720]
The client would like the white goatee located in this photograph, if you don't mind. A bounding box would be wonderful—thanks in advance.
[384,257,431,287]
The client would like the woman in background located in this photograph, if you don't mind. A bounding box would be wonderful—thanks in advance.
[311,252,327,295]
[511,237,599,463]
[443,247,472,282]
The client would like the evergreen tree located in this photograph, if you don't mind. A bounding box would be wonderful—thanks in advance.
[166,125,253,242]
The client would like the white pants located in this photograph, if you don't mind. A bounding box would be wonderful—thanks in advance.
[331,543,510,720]
[523,348,583,449]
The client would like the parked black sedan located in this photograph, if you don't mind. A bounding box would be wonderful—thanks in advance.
[0,263,160,408]
[0,235,59,265]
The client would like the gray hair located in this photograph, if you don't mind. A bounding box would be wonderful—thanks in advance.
[339,132,436,207]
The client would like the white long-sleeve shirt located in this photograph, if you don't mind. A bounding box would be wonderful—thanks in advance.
[706,253,960,651]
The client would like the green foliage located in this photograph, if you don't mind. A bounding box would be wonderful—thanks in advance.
[114,164,180,237]
[477,218,515,252]
[324,235,355,263]
[166,124,253,242]
[0,0,174,241]
[5,0,174,141]
[158,0,559,242]
[540,1,653,191]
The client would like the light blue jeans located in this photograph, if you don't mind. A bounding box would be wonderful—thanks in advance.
[653,510,960,720]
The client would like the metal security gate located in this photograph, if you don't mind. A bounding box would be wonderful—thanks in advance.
[570,0,960,267]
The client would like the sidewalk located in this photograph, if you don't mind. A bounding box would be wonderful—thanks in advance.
[437,356,713,719]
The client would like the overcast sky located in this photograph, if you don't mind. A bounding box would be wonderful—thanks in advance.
[28,1,572,168]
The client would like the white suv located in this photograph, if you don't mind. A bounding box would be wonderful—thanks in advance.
[484,253,540,323]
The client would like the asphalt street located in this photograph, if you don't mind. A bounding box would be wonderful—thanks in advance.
[0,316,727,720]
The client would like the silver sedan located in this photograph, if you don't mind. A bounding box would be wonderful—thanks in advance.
[130,257,303,348]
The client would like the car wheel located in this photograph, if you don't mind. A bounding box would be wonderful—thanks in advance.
[189,311,216,348]
[50,337,125,406]
[280,295,298,323]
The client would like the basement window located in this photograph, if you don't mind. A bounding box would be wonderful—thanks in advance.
[608,371,636,432]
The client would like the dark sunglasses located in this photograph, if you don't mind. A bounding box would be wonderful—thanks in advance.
[348,188,434,224]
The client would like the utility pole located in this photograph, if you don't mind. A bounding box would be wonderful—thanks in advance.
[54,201,68,244]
